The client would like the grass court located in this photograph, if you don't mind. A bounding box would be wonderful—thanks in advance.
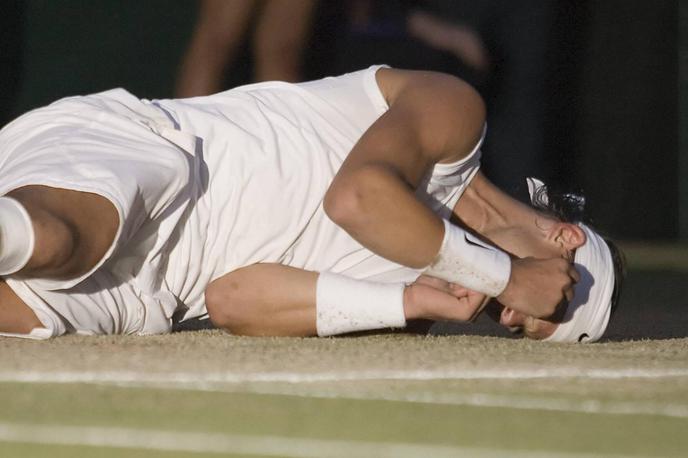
[1,243,687,457]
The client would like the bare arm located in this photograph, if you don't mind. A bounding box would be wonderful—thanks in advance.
[0,185,118,335]
[323,68,485,268]
[205,264,486,337]
[324,69,576,319]
[7,185,119,281]
[205,264,318,336]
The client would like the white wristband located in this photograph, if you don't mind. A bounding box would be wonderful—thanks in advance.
[316,272,406,336]
[0,196,35,276]
[424,219,511,297]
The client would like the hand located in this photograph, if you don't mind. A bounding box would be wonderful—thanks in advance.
[496,257,580,319]
[403,275,490,322]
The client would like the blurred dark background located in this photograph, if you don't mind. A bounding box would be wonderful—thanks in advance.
[0,0,682,241]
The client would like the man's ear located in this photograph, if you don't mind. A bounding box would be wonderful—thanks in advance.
[549,222,586,250]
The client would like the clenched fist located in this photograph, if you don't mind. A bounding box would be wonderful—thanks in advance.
[403,275,490,322]
[497,257,580,319]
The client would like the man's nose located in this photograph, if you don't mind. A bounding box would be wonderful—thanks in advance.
[500,307,525,327]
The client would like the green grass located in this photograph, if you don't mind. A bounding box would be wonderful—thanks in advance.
[2,261,687,458]
[0,383,686,457]
[0,443,223,458]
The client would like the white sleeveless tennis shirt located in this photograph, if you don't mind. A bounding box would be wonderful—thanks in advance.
[0,65,482,338]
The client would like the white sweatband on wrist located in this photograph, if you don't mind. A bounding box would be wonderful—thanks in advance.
[424,219,511,298]
[316,272,406,336]
[0,196,35,276]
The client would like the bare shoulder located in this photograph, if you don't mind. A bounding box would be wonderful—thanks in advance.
[375,67,485,162]
[375,67,483,111]
[7,185,119,278]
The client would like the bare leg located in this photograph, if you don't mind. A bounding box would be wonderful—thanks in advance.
[175,0,257,97]
[253,0,318,82]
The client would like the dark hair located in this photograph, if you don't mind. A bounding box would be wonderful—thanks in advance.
[529,181,626,319]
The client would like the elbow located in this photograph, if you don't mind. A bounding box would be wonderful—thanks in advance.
[205,282,261,336]
[323,186,358,231]
[324,167,385,232]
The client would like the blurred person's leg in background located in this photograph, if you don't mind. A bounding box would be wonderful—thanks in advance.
[407,0,555,200]
[253,0,318,81]
[176,0,317,98]
[334,0,452,72]
[406,8,490,77]
[176,0,255,97]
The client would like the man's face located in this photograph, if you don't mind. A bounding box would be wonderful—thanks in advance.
[480,216,584,340]
[485,300,561,339]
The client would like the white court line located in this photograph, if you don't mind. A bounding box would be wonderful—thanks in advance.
[2,368,688,419]
[233,388,688,420]
[0,422,639,458]
[2,366,688,384]
[95,381,688,419]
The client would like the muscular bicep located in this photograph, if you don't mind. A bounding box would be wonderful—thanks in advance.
[321,69,486,268]
[7,185,119,280]
[333,68,486,187]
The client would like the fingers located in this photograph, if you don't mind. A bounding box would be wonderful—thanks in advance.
[563,285,575,303]
[562,263,579,304]
[416,274,493,321]
[556,263,579,316]
[415,275,470,297]
[449,283,471,297]
[416,275,476,296]
[408,281,489,322]
[414,275,450,289]
[421,258,579,321]
[466,294,492,322]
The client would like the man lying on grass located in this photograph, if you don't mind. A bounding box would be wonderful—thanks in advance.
[0,66,623,342]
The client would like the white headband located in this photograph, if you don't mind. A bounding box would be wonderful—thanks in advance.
[526,178,614,343]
